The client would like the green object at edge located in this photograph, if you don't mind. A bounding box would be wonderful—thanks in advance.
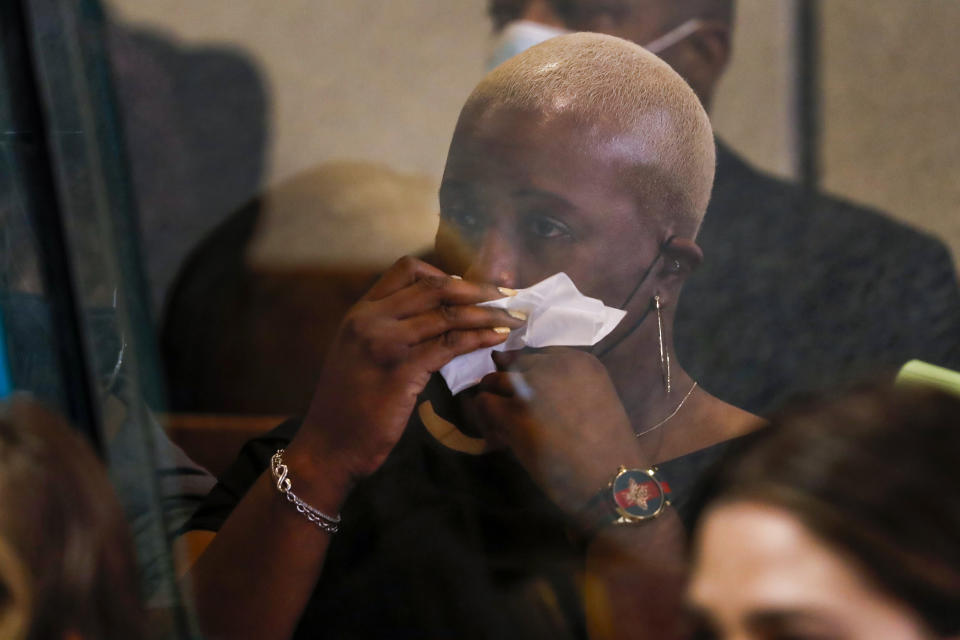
[895,360,960,399]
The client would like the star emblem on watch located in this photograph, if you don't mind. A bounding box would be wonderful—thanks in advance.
[578,466,673,535]
[610,467,669,520]
[619,478,652,509]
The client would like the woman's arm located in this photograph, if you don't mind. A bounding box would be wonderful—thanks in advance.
[584,514,689,640]
[470,347,691,640]
[181,257,524,639]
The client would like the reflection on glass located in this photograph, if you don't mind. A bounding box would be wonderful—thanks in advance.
[1,0,208,637]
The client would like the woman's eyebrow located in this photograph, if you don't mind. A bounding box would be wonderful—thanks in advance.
[512,187,576,210]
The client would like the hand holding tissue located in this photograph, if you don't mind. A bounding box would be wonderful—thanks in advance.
[439,273,626,394]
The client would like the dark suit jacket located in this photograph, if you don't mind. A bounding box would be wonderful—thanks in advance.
[676,141,960,415]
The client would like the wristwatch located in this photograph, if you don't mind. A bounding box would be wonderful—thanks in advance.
[578,466,672,536]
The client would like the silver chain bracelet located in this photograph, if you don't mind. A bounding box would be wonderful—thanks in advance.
[270,449,341,534]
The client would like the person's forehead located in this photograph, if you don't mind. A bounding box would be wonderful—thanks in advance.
[693,504,868,606]
[691,502,936,640]
[447,105,639,188]
[459,103,591,145]
[449,104,688,227]
[454,100,672,176]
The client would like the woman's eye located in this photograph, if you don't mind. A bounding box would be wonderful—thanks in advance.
[526,215,571,239]
[442,207,482,233]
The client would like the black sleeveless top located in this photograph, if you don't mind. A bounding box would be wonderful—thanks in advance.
[187,377,751,639]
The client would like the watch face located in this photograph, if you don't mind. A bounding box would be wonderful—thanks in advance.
[612,468,666,520]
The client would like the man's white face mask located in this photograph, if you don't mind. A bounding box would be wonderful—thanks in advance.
[486,20,570,71]
[485,17,707,71]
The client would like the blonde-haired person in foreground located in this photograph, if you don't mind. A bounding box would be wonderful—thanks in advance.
[0,399,143,640]
[181,33,761,639]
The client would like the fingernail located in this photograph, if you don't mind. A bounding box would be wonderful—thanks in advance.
[493,326,511,334]
[497,286,518,297]
[450,275,463,280]
[506,310,527,321]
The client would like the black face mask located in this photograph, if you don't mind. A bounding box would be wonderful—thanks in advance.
[592,235,676,359]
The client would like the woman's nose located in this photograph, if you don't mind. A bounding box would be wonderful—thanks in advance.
[463,229,519,289]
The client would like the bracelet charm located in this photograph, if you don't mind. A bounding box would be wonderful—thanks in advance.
[270,449,341,534]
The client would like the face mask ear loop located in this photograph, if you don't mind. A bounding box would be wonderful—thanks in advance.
[617,235,677,311]
[643,18,706,55]
[591,235,677,360]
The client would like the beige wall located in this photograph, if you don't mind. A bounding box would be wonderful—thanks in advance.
[821,0,960,265]
[110,0,490,191]
[110,0,795,184]
[110,0,960,269]
[711,0,797,181]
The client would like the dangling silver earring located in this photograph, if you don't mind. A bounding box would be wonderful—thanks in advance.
[654,295,671,393]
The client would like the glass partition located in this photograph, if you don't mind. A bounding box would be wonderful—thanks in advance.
[1,0,199,636]
[3,0,959,638]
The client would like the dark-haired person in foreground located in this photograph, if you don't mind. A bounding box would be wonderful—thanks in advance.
[489,0,960,415]
[181,33,761,639]
[0,399,145,640]
[687,385,960,640]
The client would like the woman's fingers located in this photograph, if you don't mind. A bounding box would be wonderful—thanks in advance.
[362,256,448,302]
[362,255,515,305]
[378,273,513,319]
[398,305,525,345]
[349,254,527,373]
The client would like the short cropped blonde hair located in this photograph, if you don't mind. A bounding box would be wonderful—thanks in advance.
[466,32,715,236]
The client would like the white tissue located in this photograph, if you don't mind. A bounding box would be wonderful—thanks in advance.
[439,272,627,394]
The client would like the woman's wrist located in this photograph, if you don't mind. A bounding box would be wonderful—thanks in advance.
[574,458,669,540]
[280,436,356,516]
[587,506,684,555]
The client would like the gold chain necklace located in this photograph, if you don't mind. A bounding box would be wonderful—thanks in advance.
[633,382,698,439]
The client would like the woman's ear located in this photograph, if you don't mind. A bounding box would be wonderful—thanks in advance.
[664,21,732,108]
[661,236,704,278]
[689,22,732,79]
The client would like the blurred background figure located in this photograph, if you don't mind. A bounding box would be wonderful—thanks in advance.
[486,0,569,68]
[106,21,270,314]
[0,398,144,640]
[160,161,438,414]
[687,385,960,640]
[488,0,549,30]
